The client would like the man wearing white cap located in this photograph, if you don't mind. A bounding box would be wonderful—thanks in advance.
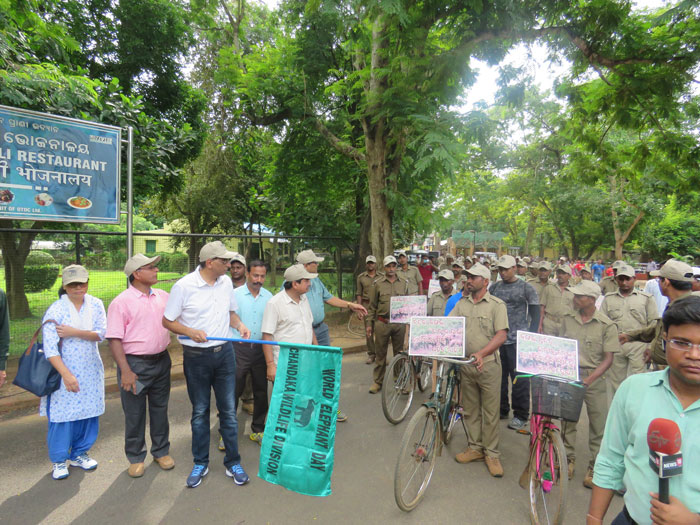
[356,255,381,364]
[396,250,423,295]
[366,255,410,394]
[449,263,509,478]
[599,260,624,295]
[427,269,455,316]
[621,259,695,367]
[600,264,658,394]
[261,264,317,376]
[538,264,574,335]
[163,241,251,489]
[229,253,247,289]
[554,279,619,489]
[107,254,174,478]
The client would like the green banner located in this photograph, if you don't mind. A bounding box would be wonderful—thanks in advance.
[258,342,342,497]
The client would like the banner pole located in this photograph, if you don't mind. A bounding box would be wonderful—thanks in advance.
[126,126,134,261]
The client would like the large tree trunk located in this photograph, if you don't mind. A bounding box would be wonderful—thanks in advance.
[524,213,538,255]
[609,174,645,260]
[0,221,38,319]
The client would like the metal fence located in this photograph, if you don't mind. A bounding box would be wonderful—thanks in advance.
[1,228,357,358]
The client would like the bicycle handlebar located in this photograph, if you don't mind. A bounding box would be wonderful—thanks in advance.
[435,356,477,366]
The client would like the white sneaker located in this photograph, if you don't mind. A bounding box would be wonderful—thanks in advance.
[70,454,98,470]
[52,462,69,480]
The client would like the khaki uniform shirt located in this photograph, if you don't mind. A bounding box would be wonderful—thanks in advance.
[600,289,658,334]
[397,265,422,295]
[540,283,574,321]
[599,276,618,295]
[530,279,550,300]
[448,292,509,358]
[554,310,620,368]
[356,271,382,304]
[427,291,453,317]
[626,291,694,365]
[367,275,410,322]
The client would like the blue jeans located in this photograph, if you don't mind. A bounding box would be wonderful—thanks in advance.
[314,322,330,346]
[183,343,240,468]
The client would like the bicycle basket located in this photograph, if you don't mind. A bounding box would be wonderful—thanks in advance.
[530,375,585,422]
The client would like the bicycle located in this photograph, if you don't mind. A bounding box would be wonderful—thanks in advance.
[517,374,585,525]
[381,351,432,424]
[393,355,476,512]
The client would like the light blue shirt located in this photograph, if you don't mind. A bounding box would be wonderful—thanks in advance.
[593,370,700,524]
[232,283,273,340]
[306,277,333,325]
[644,278,669,318]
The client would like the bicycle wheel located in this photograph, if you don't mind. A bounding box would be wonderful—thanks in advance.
[394,405,441,512]
[382,353,415,424]
[529,428,568,525]
[417,358,431,392]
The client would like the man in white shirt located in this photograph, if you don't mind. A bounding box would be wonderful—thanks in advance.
[163,241,251,489]
[261,264,317,381]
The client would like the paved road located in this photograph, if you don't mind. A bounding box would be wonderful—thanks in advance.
[0,353,623,524]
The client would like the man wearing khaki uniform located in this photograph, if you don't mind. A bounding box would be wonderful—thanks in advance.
[539,264,574,335]
[357,255,381,365]
[366,256,410,393]
[600,264,657,393]
[620,259,695,367]
[449,263,509,478]
[552,280,619,489]
[598,260,624,295]
[427,269,455,316]
[529,261,552,299]
[396,251,423,295]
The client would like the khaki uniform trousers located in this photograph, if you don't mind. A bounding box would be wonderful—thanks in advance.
[373,321,407,385]
[607,341,647,394]
[561,367,609,469]
[460,358,502,458]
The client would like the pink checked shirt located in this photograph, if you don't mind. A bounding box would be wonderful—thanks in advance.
[106,286,171,355]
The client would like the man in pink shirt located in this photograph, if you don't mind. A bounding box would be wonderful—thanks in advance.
[106,254,174,478]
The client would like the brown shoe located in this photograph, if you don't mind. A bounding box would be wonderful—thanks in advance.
[154,455,175,470]
[485,456,504,477]
[567,459,575,480]
[583,466,594,489]
[127,462,145,478]
[369,383,381,394]
[242,401,254,415]
[455,448,485,464]
[365,356,376,364]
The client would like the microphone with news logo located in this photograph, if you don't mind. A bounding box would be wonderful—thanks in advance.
[647,418,683,504]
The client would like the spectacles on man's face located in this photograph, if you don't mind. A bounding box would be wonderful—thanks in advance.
[663,339,700,353]
[214,258,231,264]
[137,265,158,272]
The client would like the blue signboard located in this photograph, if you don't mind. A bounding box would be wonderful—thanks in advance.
[0,105,121,223]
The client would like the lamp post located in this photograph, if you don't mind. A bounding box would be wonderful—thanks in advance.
[467,230,476,256]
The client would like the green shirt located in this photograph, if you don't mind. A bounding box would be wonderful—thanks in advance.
[593,370,700,524]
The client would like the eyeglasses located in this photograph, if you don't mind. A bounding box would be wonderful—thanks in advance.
[664,339,700,353]
[137,265,158,271]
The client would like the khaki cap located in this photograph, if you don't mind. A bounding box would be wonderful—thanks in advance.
[62,264,89,286]
[517,260,528,268]
[568,280,601,299]
[446,253,454,260]
[124,253,161,277]
[523,257,532,264]
[366,255,377,263]
[580,264,592,274]
[452,261,465,270]
[230,253,246,266]
[383,255,398,266]
[616,265,636,278]
[199,241,237,262]
[284,264,318,281]
[464,256,473,263]
[496,254,516,269]
[296,249,324,264]
[612,260,625,269]
[466,262,491,280]
[437,269,454,280]
[396,250,407,257]
[650,260,694,282]
[538,261,552,271]
[555,264,572,275]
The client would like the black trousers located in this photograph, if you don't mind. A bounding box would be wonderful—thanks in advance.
[499,343,530,420]
[118,351,171,463]
[233,342,269,434]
